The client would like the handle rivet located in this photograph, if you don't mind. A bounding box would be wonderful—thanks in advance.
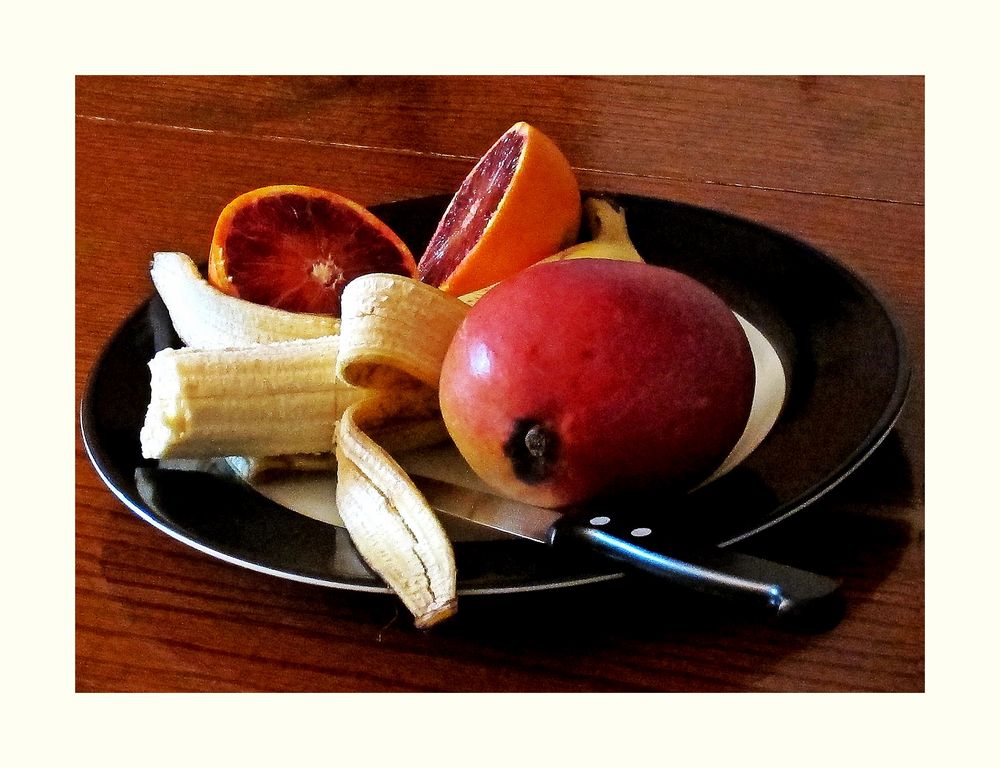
[630,527,652,537]
[589,516,611,526]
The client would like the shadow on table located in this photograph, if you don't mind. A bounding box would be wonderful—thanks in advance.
[391,430,921,654]
[90,428,919,691]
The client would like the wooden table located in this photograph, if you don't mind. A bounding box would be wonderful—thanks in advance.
[76,76,924,692]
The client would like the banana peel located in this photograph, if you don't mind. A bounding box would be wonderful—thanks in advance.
[330,273,469,628]
[150,251,341,347]
[336,397,457,629]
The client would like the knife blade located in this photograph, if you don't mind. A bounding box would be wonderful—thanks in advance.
[412,476,842,625]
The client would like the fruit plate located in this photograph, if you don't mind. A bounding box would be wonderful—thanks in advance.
[80,192,910,596]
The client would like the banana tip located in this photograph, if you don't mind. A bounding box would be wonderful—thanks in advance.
[413,599,458,630]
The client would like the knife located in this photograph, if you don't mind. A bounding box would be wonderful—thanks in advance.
[413,476,842,626]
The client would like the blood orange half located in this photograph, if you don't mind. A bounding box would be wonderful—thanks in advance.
[418,122,582,297]
[208,185,418,316]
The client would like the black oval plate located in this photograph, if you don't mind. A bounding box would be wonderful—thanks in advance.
[80,193,910,595]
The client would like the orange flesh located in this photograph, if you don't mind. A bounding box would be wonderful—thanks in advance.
[418,130,524,287]
[213,189,416,316]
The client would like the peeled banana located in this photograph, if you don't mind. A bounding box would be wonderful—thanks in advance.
[140,200,653,629]
[140,335,360,459]
[150,251,341,348]
[141,268,469,627]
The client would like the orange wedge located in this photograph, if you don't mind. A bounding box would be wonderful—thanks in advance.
[418,122,582,296]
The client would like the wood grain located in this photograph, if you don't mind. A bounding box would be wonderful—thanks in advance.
[76,75,923,203]
[75,76,924,692]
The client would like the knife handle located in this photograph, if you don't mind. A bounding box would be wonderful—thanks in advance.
[548,509,842,625]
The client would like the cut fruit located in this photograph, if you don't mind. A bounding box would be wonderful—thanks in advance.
[417,122,581,296]
[208,185,418,316]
